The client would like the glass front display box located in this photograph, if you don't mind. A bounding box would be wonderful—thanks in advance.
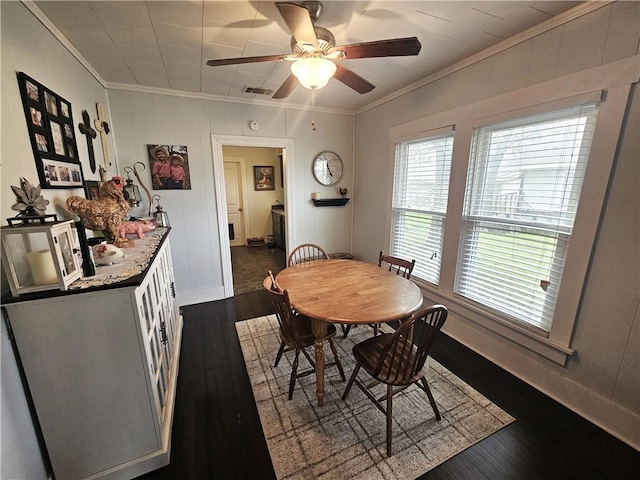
[1,219,81,296]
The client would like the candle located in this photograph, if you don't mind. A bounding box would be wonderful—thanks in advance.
[311,192,320,200]
[27,250,58,285]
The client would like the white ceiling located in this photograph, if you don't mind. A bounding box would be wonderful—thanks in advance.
[32,0,584,113]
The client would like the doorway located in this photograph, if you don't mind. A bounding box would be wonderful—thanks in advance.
[212,134,296,298]
[223,146,286,295]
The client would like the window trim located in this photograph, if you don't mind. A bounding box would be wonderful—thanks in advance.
[387,56,638,364]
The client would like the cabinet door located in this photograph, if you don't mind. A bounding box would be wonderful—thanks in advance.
[6,292,159,479]
[137,276,167,428]
[135,247,174,429]
[135,240,181,430]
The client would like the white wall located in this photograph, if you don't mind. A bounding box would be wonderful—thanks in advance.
[0,5,116,221]
[353,1,640,449]
[1,2,115,477]
[107,91,354,305]
[1,2,355,475]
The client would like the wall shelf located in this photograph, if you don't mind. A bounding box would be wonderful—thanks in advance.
[312,198,350,207]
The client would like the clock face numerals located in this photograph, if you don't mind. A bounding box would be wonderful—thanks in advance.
[313,151,343,186]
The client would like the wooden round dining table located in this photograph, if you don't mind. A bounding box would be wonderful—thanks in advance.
[276,259,423,406]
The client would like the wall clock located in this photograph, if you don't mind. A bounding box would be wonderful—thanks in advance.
[312,151,343,186]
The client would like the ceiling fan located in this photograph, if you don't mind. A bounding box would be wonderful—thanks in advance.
[205,1,422,99]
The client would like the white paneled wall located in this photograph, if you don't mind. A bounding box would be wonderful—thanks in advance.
[353,1,640,449]
[108,91,354,305]
[1,3,115,478]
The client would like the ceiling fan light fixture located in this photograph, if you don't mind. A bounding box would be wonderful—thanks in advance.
[291,57,336,90]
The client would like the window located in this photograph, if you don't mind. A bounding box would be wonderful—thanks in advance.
[388,60,634,362]
[390,131,453,284]
[455,104,599,333]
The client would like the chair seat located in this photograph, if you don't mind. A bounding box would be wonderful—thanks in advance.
[342,304,448,456]
[281,315,338,348]
[353,333,427,386]
[264,272,346,400]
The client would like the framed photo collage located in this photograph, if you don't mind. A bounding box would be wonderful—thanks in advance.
[17,72,84,188]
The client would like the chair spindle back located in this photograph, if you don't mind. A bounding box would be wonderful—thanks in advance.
[378,250,416,279]
[288,243,329,266]
[263,280,303,345]
[373,305,448,384]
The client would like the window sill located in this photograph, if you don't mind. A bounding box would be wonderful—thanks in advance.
[415,281,575,365]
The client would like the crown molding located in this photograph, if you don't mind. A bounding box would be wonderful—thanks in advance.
[22,0,613,118]
[355,1,615,115]
[20,0,351,116]
[22,0,107,88]
[104,82,353,116]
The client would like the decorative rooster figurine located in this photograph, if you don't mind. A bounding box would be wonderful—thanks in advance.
[66,176,129,244]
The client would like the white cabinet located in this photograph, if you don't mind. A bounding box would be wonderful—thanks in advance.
[3,233,182,480]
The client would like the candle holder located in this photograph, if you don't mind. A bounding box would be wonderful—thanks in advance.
[1,219,81,296]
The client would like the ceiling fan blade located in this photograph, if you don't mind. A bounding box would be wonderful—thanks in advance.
[206,54,290,67]
[333,64,375,94]
[332,37,421,59]
[275,2,318,48]
[272,74,299,99]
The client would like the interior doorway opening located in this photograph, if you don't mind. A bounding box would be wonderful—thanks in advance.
[223,146,286,295]
[211,134,296,299]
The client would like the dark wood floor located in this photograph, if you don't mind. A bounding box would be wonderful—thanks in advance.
[137,290,640,480]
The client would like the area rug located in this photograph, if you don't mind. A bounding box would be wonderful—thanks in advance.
[236,315,514,480]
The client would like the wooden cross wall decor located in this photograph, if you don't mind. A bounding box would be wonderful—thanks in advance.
[94,102,111,171]
[78,109,97,173]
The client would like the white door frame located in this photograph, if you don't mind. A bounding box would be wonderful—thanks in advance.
[211,134,295,298]
[223,156,250,247]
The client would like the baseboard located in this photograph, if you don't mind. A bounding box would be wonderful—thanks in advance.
[176,286,226,307]
[442,314,640,452]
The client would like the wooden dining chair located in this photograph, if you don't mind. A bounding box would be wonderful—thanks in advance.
[341,250,417,338]
[263,272,346,399]
[342,304,448,456]
[379,250,416,279]
[287,243,329,267]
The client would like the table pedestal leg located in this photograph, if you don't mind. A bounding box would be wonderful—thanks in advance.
[311,318,329,406]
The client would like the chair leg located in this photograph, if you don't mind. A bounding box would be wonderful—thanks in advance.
[386,384,393,456]
[341,324,352,338]
[420,377,441,420]
[274,341,286,367]
[341,364,361,400]
[373,323,380,336]
[328,338,346,381]
[289,349,301,400]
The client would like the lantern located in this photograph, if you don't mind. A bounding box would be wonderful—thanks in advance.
[1,219,81,296]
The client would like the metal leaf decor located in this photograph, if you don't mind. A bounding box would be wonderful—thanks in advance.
[11,177,49,216]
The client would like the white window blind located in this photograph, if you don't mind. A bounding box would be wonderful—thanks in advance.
[455,103,599,332]
[391,133,453,285]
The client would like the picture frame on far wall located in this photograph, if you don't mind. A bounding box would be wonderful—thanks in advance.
[254,165,275,191]
[17,72,83,189]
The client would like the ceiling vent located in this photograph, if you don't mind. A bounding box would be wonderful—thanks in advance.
[243,86,274,95]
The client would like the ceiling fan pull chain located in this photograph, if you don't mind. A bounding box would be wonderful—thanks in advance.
[311,87,317,131]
